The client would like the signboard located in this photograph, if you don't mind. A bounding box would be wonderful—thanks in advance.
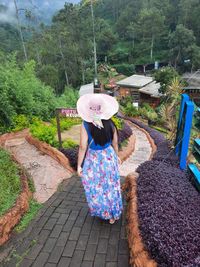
[56,108,80,148]
[60,108,79,117]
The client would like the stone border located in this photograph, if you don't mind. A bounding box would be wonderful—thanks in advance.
[123,121,158,267]
[0,156,32,246]
[124,172,157,267]
[26,134,74,174]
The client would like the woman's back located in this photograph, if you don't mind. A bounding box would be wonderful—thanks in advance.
[83,119,115,150]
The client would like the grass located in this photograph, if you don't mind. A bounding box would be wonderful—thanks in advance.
[15,199,42,233]
[0,148,21,216]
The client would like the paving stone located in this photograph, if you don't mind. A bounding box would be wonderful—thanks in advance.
[106,244,118,261]
[100,225,111,238]
[63,219,76,232]
[81,261,93,267]
[26,244,43,260]
[106,263,117,267]
[44,207,56,217]
[37,230,50,244]
[118,254,129,266]
[120,226,127,239]
[62,240,77,257]
[97,238,108,254]
[79,207,88,217]
[118,239,129,255]
[81,222,93,235]
[74,216,86,227]
[51,213,61,219]
[109,231,120,244]
[55,208,70,214]
[44,218,58,230]
[48,246,65,263]
[57,214,70,225]
[42,238,57,253]
[56,232,69,247]
[68,210,80,220]
[19,258,33,267]
[57,257,71,267]
[88,230,100,244]
[84,244,97,261]
[32,252,49,267]
[94,253,106,267]
[51,198,63,207]
[44,264,57,267]
[69,250,84,267]
[76,234,89,250]
[50,224,63,238]
[68,226,81,241]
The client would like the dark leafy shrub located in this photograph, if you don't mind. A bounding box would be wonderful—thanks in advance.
[124,115,200,267]
[60,147,79,170]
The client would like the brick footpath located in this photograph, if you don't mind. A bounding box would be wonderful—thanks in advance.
[2,176,130,267]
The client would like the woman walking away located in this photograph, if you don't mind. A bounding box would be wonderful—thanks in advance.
[77,93,123,224]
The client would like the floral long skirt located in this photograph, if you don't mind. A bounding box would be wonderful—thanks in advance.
[82,145,123,220]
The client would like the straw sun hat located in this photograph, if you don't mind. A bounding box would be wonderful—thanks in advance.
[77,93,119,128]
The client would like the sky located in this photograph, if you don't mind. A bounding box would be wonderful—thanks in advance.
[0,0,81,24]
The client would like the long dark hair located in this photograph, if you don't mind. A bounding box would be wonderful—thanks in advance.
[87,119,116,146]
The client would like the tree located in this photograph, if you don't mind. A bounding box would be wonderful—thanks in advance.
[135,8,166,60]
[154,66,179,94]
[169,24,196,68]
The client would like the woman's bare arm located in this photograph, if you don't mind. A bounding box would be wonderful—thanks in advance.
[77,123,88,174]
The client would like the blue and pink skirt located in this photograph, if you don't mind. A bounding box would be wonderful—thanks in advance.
[82,145,123,220]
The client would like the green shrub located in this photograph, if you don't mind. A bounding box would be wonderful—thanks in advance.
[30,121,57,146]
[112,63,135,76]
[0,148,21,216]
[62,139,78,149]
[111,116,124,130]
[15,199,42,233]
[51,117,81,132]
[11,114,30,132]
[124,102,139,117]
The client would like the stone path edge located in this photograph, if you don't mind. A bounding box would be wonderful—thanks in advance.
[0,155,32,246]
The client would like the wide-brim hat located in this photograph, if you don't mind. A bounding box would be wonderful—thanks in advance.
[77,93,119,122]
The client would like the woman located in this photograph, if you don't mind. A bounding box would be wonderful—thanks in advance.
[77,93,123,224]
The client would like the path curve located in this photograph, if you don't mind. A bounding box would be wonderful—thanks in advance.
[120,122,152,176]
[4,136,72,203]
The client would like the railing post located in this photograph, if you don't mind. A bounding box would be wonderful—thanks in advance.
[179,101,194,170]
[175,94,190,155]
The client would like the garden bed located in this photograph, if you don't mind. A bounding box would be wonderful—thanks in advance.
[0,150,31,246]
[125,117,200,267]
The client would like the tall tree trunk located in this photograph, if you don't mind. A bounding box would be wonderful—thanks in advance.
[175,48,181,69]
[150,35,154,60]
[58,37,69,86]
[13,0,28,61]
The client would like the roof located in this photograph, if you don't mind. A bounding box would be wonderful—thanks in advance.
[79,83,94,96]
[139,81,162,98]
[116,74,153,88]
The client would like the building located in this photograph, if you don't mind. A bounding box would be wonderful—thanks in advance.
[182,71,200,106]
[79,83,94,96]
[116,74,161,106]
